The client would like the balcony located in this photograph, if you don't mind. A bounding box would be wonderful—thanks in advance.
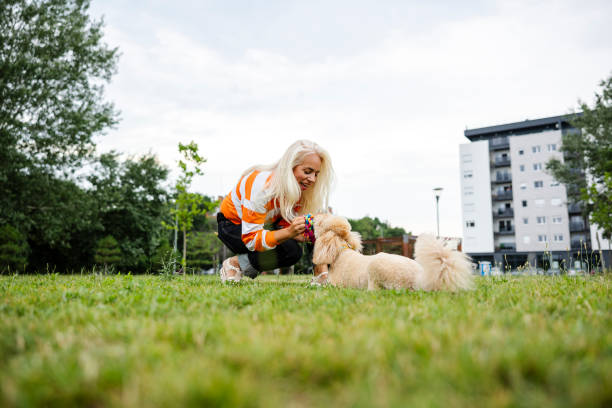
[568,203,583,213]
[492,190,513,201]
[566,186,582,196]
[571,240,588,250]
[492,174,512,184]
[489,138,509,151]
[493,208,514,218]
[493,157,511,167]
[569,222,587,232]
[495,227,515,235]
[496,244,516,252]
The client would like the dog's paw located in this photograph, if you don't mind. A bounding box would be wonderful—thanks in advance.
[309,275,328,287]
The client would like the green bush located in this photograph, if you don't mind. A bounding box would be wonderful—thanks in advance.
[94,236,122,270]
[151,238,180,273]
[0,225,29,272]
[186,231,222,271]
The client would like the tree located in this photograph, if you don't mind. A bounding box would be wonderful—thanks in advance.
[26,177,99,270]
[546,73,612,246]
[88,152,170,272]
[0,0,119,173]
[165,142,218,271]
[348,216,407,240]
[94,235,121,272]
[0,224,29,272]
[0,0,119,270]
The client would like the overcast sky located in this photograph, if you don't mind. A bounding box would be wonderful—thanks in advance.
[89,0,612,237]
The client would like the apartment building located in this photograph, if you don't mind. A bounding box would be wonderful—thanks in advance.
[459,114,610,270]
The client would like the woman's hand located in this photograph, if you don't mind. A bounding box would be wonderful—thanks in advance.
[273,216,306,244]
[287,216,306,238]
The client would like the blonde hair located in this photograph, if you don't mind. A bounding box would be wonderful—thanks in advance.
[243,140,335,221]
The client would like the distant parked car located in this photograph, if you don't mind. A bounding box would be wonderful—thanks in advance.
[201,267,217,275]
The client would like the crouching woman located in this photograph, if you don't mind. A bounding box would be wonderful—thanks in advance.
[216,139,334,283]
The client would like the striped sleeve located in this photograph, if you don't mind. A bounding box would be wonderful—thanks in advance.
[219,174,245,223]
[241,171,278,251]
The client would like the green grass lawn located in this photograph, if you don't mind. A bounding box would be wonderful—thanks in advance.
[1,274,610,407]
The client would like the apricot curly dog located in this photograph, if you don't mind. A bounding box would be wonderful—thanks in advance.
[312,214,473,291]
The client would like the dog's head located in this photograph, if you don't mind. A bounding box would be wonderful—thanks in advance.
[312,214,363,265]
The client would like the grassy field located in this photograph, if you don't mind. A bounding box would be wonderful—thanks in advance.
[1,273,610,408]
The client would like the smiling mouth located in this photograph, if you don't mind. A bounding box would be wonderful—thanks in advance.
[300,183,310,190]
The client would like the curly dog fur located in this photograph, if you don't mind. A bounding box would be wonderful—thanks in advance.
[313,214,473,291]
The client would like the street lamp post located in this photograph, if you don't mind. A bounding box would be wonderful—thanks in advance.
[433,187,443,238]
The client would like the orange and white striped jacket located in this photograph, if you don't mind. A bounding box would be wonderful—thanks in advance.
[220,170,298,252]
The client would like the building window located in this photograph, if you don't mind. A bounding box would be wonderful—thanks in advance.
[520,183,527,190]
[466,220,475,228]
[522,200,527,207]
[519,164,525,172]
[534,180,544,188]
[519,149,524,155]
[462,154,472,163]
[495,171,511,182]
[463,186,474,196]
[538,234,547,242]
[551,198,562,206]
[523,236,531,244]
[552,216,562,224]
[554,234,564,242]
[523,217,528,224]
[536,216,546,224]
[550,180,560,187]
[547,143,557,151]
[532,145,541,153]
[463,170,473,178]
[535,199,545,207]
[533,163,542,171]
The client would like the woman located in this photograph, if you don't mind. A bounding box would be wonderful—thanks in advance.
[217,140,334,283]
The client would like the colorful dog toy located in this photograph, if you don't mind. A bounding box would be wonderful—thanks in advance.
[304,213,316,243]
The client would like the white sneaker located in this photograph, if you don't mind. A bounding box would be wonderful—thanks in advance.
[220,258,242,283]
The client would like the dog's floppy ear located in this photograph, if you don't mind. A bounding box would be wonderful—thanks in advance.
[332,217,362,253]
[313,231,344,265]
[346,231,363,253]
[313,213,331,239]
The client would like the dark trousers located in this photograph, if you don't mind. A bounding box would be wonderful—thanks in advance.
[217,212,311,278]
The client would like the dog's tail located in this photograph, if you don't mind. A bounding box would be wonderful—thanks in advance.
[414,234,473,291]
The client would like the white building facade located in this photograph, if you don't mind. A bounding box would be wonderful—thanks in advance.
[459,114,610,270]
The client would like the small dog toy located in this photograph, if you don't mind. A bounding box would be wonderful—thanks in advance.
[304,213,316,243]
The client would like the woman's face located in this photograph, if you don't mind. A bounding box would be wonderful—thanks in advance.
[293,153,322,192]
